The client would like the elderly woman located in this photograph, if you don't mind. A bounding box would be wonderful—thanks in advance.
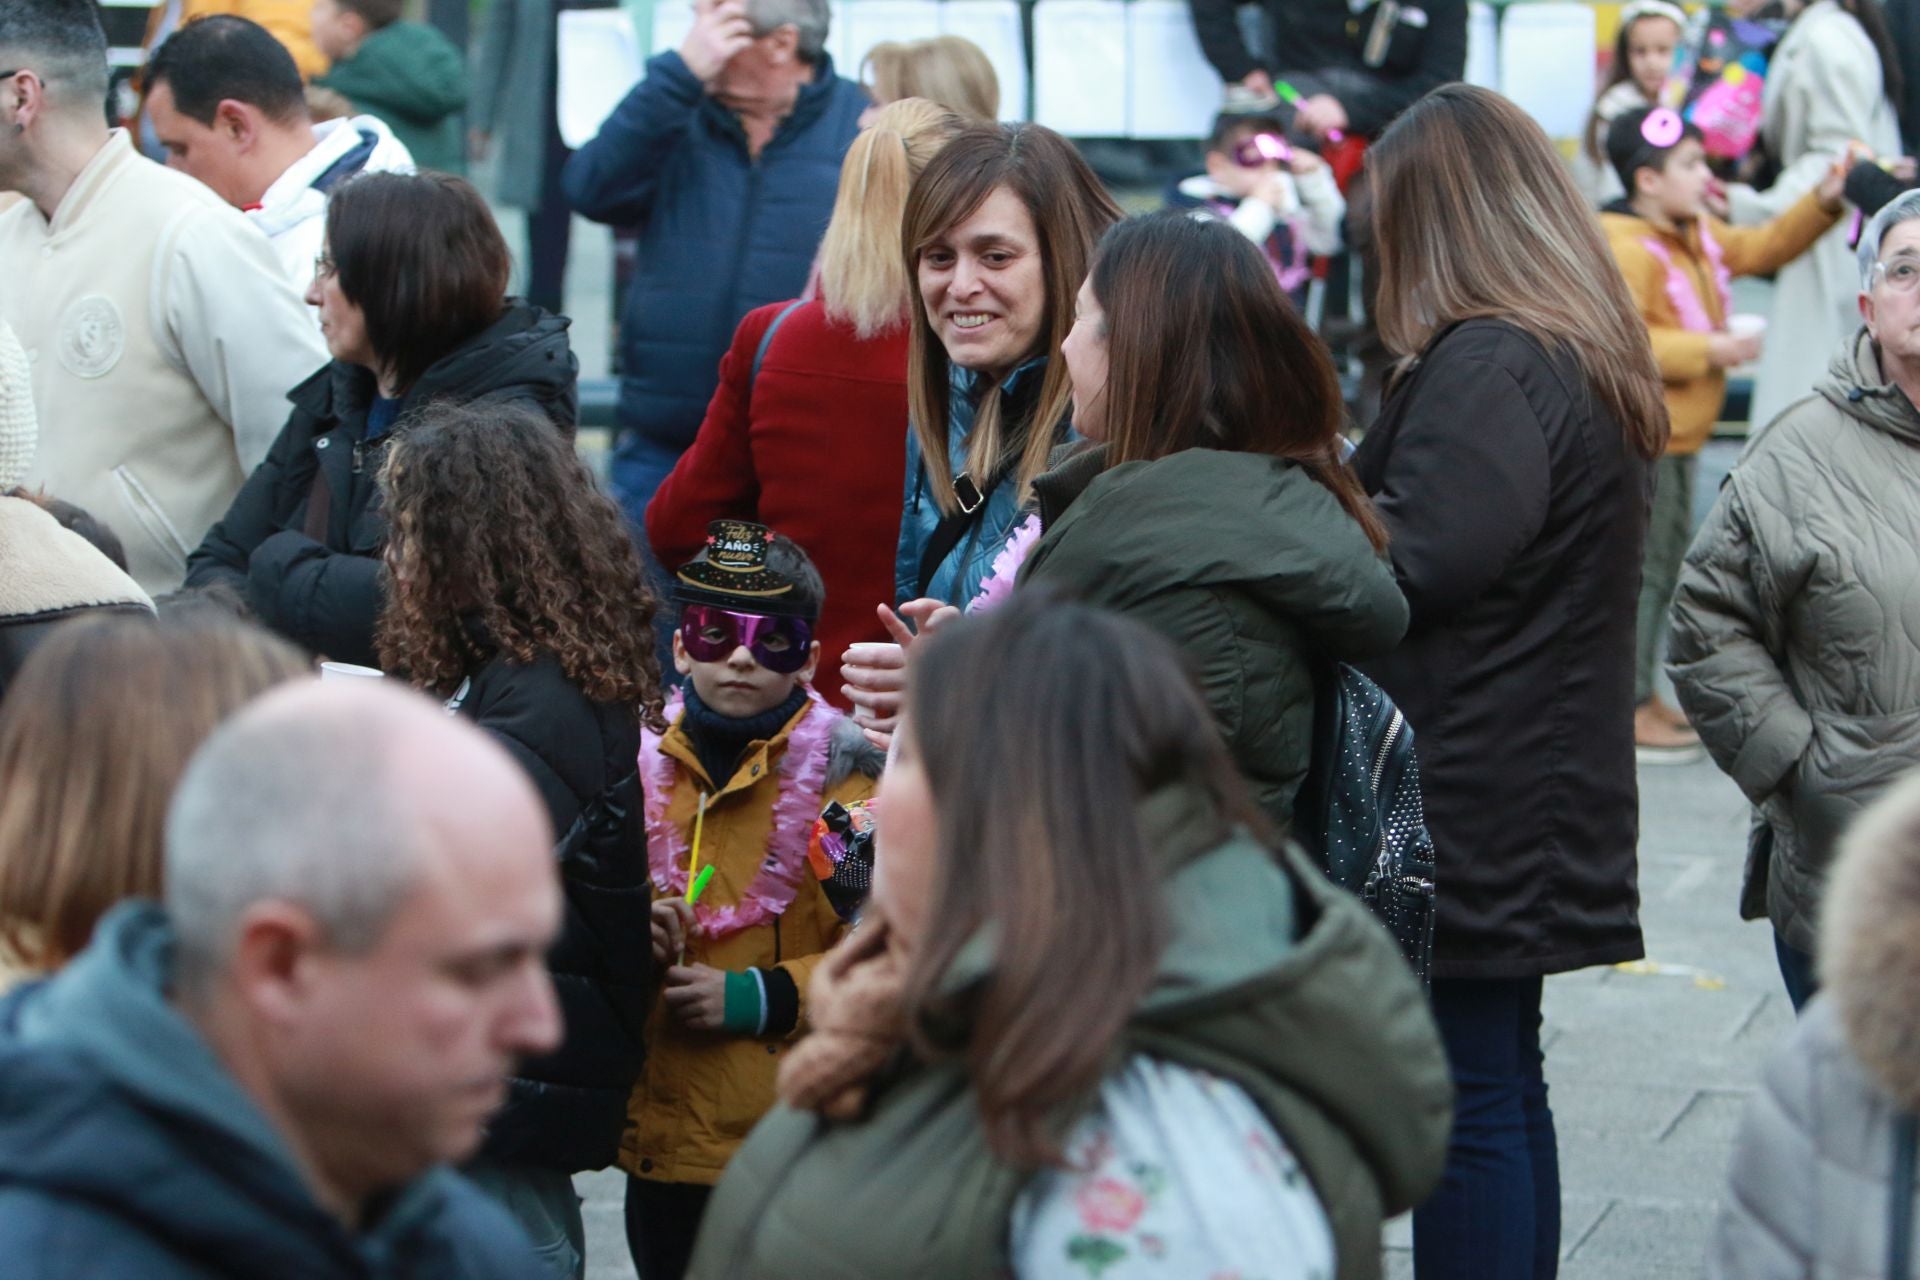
[1671,189,1920,1012]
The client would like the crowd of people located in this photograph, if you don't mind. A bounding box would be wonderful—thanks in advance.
[6,0,1920,1276]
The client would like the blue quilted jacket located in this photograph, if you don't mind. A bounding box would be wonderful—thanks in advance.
[563,51,865,455]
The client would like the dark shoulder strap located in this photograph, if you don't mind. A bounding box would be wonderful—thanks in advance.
[1893,1111,1918,1279]
[749,300,807,404]
[914,467,1007,600]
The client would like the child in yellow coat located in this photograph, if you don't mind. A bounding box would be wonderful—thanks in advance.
[627,521,881,1280]
[1599,106,1845,755]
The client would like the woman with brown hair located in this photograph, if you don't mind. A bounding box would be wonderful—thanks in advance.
[1013,211,1407,828]
[891,121,1122,611]
[840,121,1120,735]
[185,170,579,670]
[687,592,1452,1279]
[1351,83,1665,1279]
[646,99,966,712]
[0,612,306,985]
[377,398,661,1278]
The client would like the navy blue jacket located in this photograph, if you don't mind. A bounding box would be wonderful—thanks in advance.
[562,51,865,454]
[0,904,544,1279]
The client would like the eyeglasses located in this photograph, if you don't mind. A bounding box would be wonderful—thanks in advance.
[1874,259,1920,292]
[312,253,337,281]
[679,605,813,673]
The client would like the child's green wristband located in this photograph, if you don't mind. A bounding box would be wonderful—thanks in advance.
[721,969,765,1035]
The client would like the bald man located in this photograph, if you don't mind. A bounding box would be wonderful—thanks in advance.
[0,679,560,1278]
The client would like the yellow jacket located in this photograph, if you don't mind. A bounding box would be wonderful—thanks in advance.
[623,698,878,1185]
[1602,190,1837,455]
[144,0,330,79]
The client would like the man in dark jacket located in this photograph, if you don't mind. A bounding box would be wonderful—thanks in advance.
[183,303,578,667]
[562,0,864,531]
[0,679,561,1278]
[1186,0,1467,140]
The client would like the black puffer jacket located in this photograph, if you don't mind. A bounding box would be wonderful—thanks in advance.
[183,303,578,667]
[1351,319,1652,980]
[448,650,650,1173]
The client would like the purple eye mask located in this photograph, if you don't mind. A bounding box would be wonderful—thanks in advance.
[679,605,814,674]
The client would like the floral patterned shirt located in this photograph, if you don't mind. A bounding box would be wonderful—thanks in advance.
[1008,1057,1335,1279]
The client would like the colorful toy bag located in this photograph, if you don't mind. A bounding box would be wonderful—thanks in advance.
[1661,9,1782,162]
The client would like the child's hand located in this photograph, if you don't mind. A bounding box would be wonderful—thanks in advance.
[651,898,697,967]
[663,964,729,1030]
[1817,159,1848,213]
[1251,171,1299,216]
[1708,330,1764,368]
[1287,147,1326,177]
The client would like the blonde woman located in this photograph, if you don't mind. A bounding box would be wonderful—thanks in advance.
[646,99,965,710]
[1348,84,1667,1279]
[0,611,307,987]
[862,35,1000,122]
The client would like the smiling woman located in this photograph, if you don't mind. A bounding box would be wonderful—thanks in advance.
[893,123,1122,611]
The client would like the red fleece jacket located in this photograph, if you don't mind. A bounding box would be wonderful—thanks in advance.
[647,299,909,711]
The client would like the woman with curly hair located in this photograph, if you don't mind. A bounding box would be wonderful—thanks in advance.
[377,399,662,1280]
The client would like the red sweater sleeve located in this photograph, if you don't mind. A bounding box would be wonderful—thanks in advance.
[645,303,785,569]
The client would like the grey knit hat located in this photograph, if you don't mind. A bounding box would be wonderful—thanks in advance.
[0,319,35,491]
[1859,188,1920,292]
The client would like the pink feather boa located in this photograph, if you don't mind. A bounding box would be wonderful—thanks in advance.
[638,687,835,942]
[966,513,1043,616]
[1639,226,1731,335]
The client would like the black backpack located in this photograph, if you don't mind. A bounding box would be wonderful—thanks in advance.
[1293,660,1438,985]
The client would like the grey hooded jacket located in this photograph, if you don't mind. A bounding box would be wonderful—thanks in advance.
[1669,328,1920,951]
[1709,774,1920,1278]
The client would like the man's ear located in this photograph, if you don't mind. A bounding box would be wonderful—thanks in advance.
[215,99,257,147]
[226,901,328,1027]
[1861,289,1879,339]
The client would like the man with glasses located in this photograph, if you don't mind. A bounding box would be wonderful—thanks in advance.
[0,0,325,596]
[1671,187,1920,1013]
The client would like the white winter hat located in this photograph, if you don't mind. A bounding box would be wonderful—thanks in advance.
[0,320,35,491]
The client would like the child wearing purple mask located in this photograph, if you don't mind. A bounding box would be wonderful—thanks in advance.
[625,519,883,1280]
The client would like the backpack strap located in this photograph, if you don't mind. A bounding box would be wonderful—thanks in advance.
[749,300,807,407]
[1893,1111,1918,1279]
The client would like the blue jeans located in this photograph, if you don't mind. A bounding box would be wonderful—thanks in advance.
[610,432,688,681]
[1774,931,1819,1012]
[1414,976,1559,1280]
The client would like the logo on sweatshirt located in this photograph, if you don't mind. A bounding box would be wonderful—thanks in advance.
[57,296,124,380]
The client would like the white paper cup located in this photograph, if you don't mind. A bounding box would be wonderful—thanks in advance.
[319,661,384,682]
[1727,313,1768,340]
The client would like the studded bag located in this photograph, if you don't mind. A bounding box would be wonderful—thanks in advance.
[1293,660,1438,985]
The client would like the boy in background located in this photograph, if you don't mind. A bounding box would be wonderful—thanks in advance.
[1600,106,1843,757]
[310,0,467,173]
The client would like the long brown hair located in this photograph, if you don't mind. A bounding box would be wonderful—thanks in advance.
[1089,213,1387,551]
[817,98,966,340]
[899,590,1268,1165]
[903,124,1123,515]
[375,402,665,726]
[0,613,307,972]
[1370,84,1669,459]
